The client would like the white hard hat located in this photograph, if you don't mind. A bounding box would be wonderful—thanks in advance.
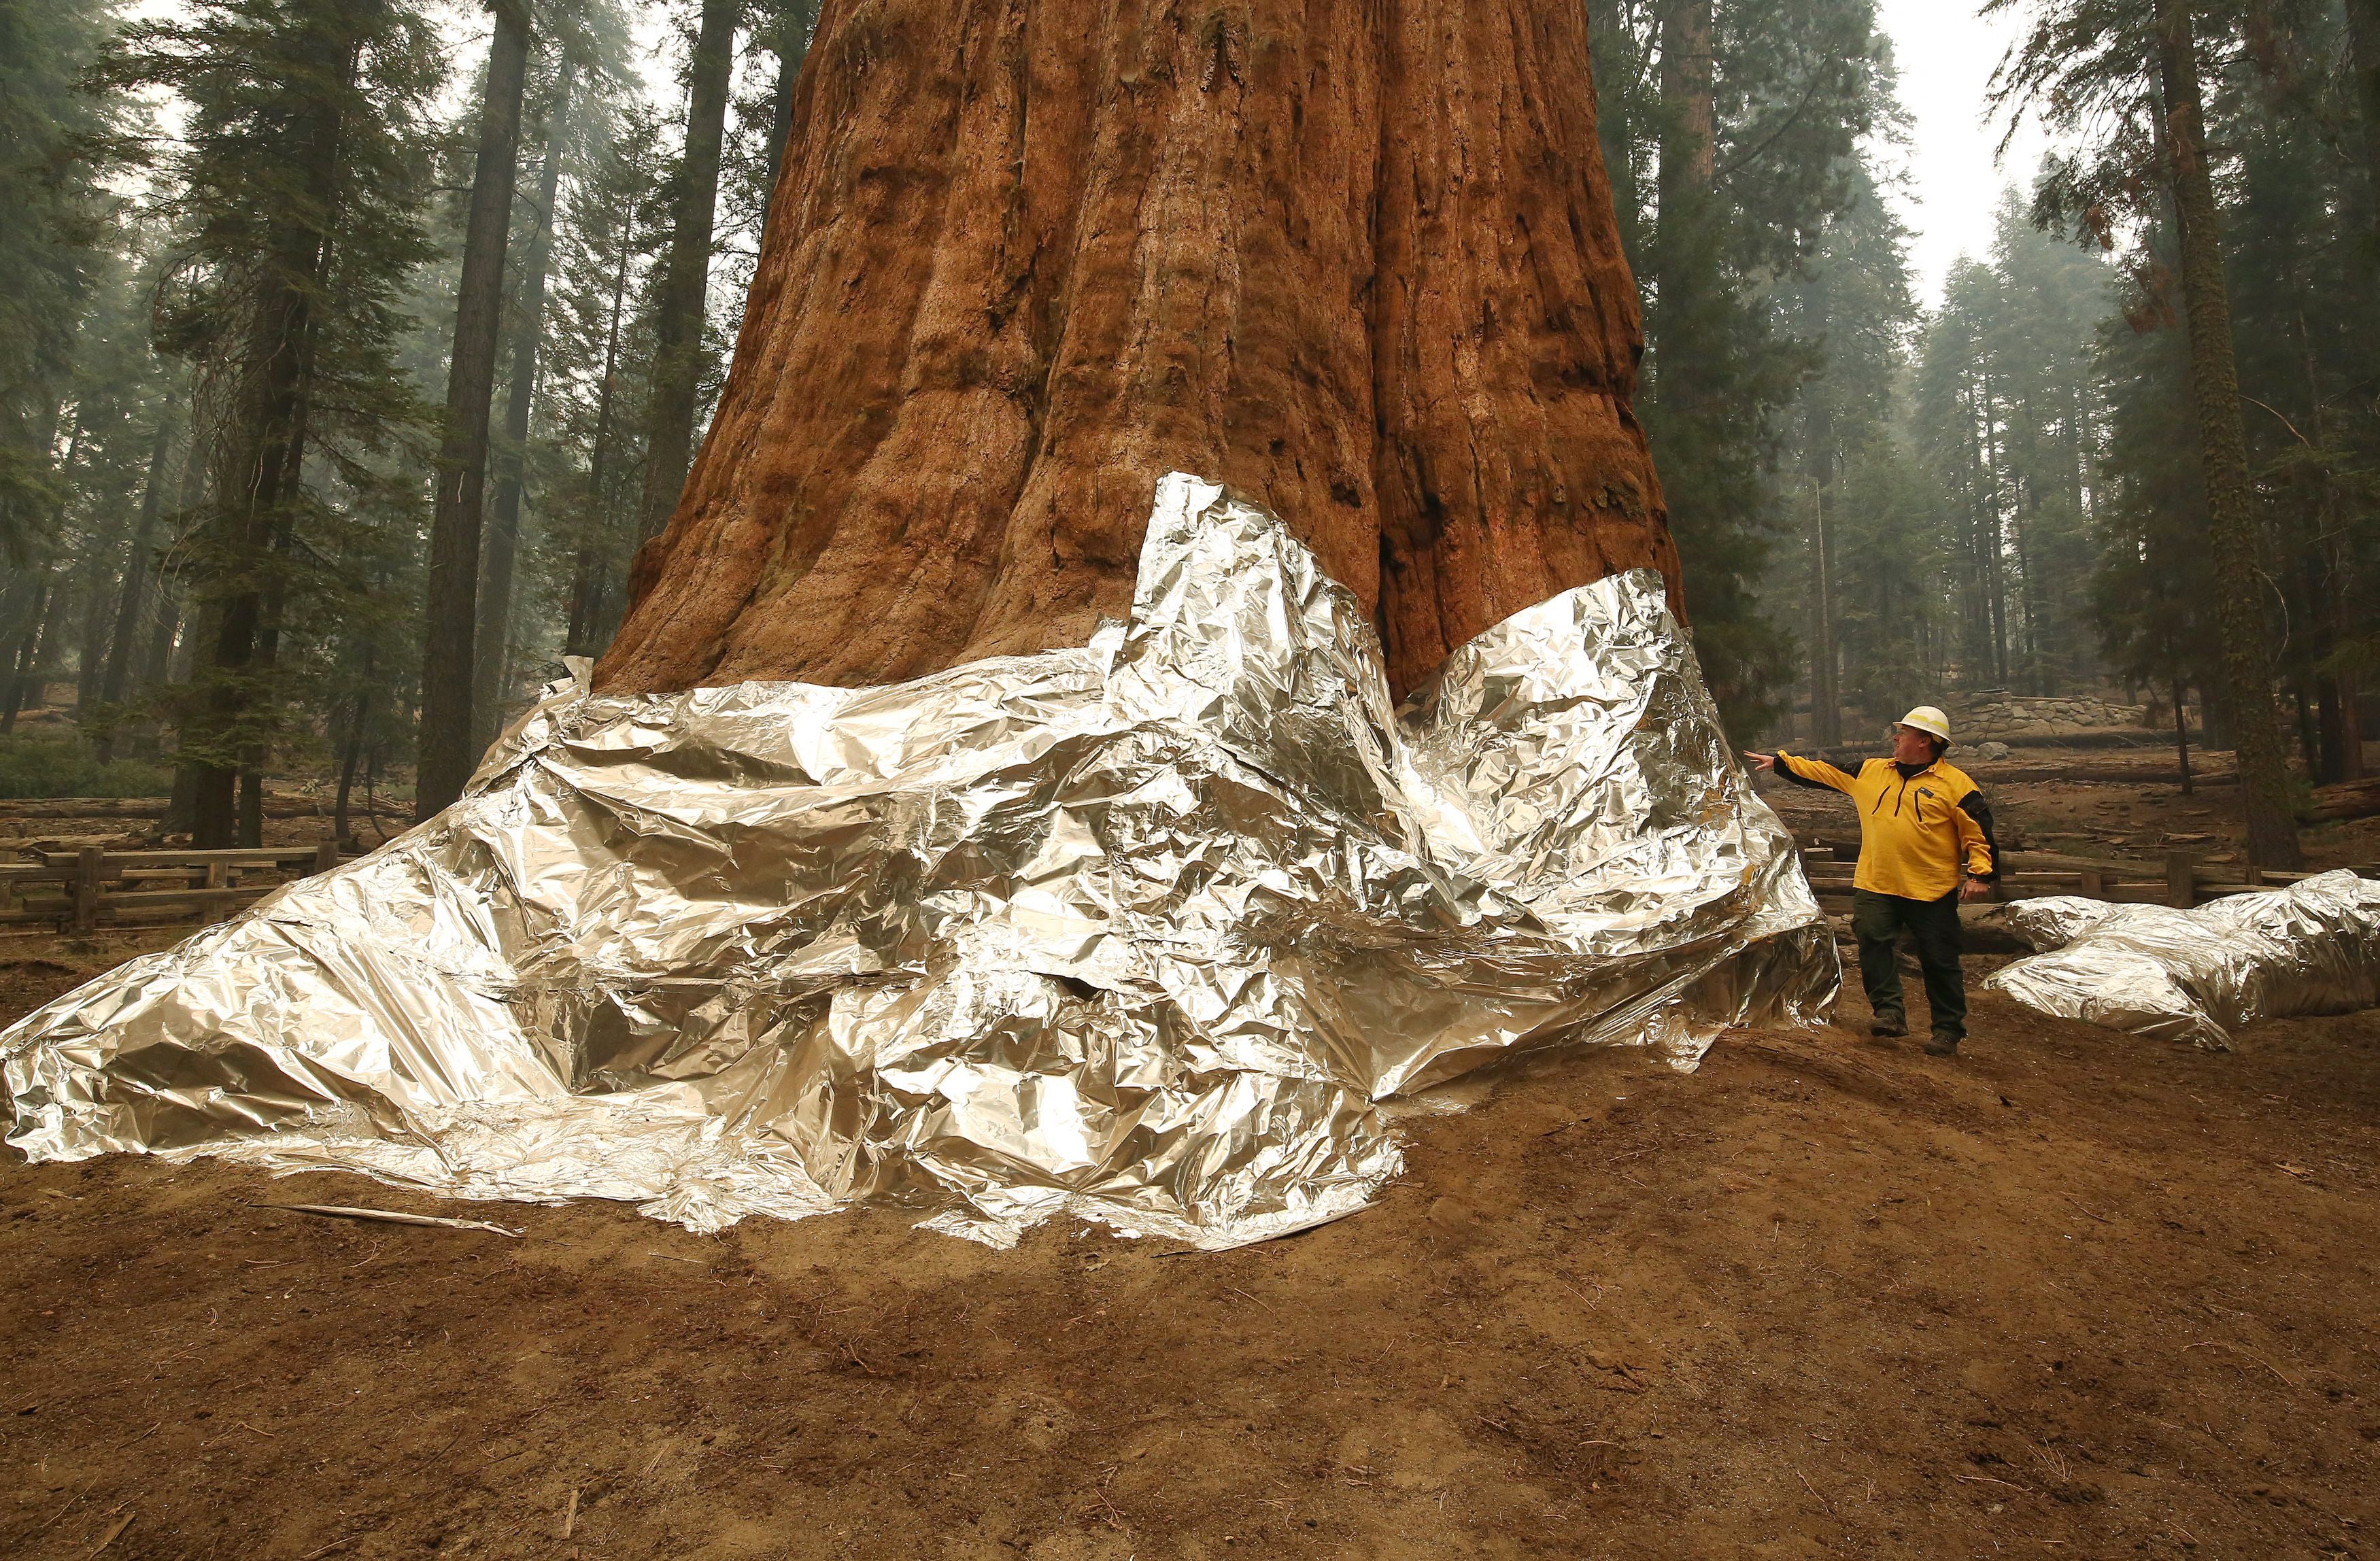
[1897,706,1952,743]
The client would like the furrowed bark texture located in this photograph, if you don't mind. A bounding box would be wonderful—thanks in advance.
[600,0,1675,700]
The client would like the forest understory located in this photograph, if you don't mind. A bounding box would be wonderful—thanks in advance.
[3,743,2377,1560]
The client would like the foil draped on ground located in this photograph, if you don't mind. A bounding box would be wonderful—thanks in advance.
[1983,872,2380,1049]
[3,474,1836,1247]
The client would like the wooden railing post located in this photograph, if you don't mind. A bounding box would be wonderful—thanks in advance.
[2164,851,2198,910]
[72,845,102,933]
[2079,864,2105,899]
[313,838,339,876]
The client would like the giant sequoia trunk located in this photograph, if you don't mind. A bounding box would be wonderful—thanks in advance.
[600,0,1677,702]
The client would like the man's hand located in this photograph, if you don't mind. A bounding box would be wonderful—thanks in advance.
[1960,876,1992,902]
[1743,751,1777,774]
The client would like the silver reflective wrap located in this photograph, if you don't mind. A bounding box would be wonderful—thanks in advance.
[1983,871,2380,1049]
[3,474,1835,1247]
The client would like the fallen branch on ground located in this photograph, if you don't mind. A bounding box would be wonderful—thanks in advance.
[256,1203,521,1237]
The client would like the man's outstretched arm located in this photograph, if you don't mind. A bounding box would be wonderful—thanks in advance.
[1745,749,1857,793]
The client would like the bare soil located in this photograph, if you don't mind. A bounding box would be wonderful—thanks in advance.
[3,755,2378,1560]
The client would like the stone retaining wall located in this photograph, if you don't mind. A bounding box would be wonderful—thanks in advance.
[1952,692,2150,742]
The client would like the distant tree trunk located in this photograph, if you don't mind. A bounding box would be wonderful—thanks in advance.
[7,423,81,733]
[141,594,180,689]
[137,411,203,724]
[564,215,636,659]
[0,575,41,724]
[243,400,316,846]
[74,536,118,715]
[1806,441,1842,747]
[2156,0,2302,868]
[2320,534,2364,783]
[417,0,532,819]
[91,413,175,762]
[603,0,1679,701]
[184,12,362,848]
[631,0,739,548]
[1658,1,1716,196]
[2290,318,2364,789]
[1,576,54,734]
[1979,371,2011,687]
[474,56,573,750]
[1650,0,1717,452]
[759,0,820,230]
[334,677,372,846]
[2014,482,2041,694]
[2349,1,2380,251]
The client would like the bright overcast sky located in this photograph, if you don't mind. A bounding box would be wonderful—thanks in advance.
[1875,0,2052,303]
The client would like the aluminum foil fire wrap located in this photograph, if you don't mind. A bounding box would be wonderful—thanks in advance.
[1984,871,2380,1049]
[3,474,1835,1247]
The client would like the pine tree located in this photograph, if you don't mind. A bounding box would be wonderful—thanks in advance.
[1993,0,2304,868]
[1775,159,1919,742]
[1591,0,1901,738]
[0,0,118,566]
[108,0,441,846]
[2215,1,2370,785]
[537,95,668,661]
[2096,253,2219,788]
[1906,196,2112,705]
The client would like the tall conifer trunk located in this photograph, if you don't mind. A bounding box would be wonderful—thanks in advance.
[1,577,54,734]
[2339,0,2379,779]
[603,0,1678,702]
[1803,379,1841,746]
[632,0,739,547]
[564,212,636,658]
[1650,4,1716,437]
[417,0,531,819]
[2350,1,2380,236]
[192,182,333,850]
[91,413,174,763]
[760,1,820,230]
[2156,0,2302,868]
[474,58,573,749]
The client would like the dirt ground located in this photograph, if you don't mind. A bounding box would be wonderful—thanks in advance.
[3,751,2379,1560]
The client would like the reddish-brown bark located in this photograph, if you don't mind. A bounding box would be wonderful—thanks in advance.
[600,0,1676,700]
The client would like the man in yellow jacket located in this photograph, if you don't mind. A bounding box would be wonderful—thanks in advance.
[1745,706,2000,1057]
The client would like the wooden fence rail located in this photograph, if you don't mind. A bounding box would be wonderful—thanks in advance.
[1,842,343,931]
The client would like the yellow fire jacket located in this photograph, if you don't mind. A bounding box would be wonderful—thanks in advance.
[1772,751,2000,902]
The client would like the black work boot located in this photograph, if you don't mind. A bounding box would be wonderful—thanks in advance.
[1924,1031,1960,1057]
[1869,1017,1907,1038]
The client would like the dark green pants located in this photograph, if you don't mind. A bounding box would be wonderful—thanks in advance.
[1851,888,1966,1041]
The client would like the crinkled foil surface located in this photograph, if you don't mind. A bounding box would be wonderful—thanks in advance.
[4,475,1835,1247]
[1984,870,2380,1049]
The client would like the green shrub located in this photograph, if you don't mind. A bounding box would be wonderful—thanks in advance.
[0,734,174,800]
